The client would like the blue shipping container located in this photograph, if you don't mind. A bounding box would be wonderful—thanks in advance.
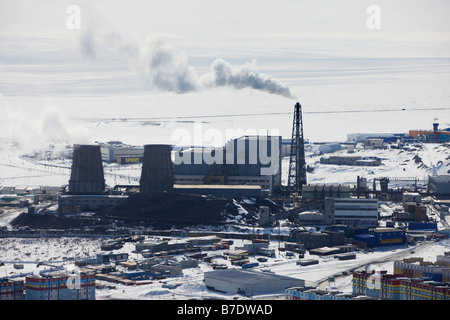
[408,222,437,231]
[242,262,259,269]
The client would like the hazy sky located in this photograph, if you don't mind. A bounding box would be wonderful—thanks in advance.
[1,0,449,33]
[1,0,450,54]
[1,1,449,146]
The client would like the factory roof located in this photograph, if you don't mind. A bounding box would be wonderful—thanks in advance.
[174,184,261,190]
[236,135,281,141]
[59,194,128,198]
[429,175,450,183]
[373,227,403,233]
[204,269,302,285]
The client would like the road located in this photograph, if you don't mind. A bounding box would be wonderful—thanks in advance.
[314,241,434,291]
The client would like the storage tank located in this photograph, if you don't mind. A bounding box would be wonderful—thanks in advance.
[140,144,174,193]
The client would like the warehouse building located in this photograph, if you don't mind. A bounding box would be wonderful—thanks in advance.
[58,194,128,213]
[204,269,305,296]
[354,228,405,248]
[174,184,262,197]
[302,185,351,200]
[428,175,450,199]
[347,133,402,143]
[288,230,345,250]
[320,155,381,166]
[363,138,384,149]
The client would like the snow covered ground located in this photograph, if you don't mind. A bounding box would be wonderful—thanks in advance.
[1,231,449,300]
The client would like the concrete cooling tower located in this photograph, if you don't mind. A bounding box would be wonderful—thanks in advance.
[68,144,105,194]
[140,144,174,193]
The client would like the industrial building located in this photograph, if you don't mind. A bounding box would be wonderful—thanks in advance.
[409,123,450,143]
[99,141,144,163]
[320,155,381,166]
[363,138,384,149]
[174,135,282,194]
[58,194,128,213]
[428,175,450,198]
[204,269,305,296]
[174,184,261,197]
[302,185,351,200]
[324,197,379,227]
[347,133,404,143]
[353,228,406,248]
[289,230,345,250]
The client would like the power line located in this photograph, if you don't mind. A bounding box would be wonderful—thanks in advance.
[72,107,449,123]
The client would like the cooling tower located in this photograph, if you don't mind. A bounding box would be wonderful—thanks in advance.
[68,144,105,194]
[140,144,174,193]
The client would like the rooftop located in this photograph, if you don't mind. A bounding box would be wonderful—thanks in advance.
[204,269,303,285]
[174,184,261,190]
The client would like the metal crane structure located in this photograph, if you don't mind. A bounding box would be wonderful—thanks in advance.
[287,102,307,196]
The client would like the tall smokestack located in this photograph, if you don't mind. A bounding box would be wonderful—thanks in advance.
[140,144,174,193]
[69,144,105,194]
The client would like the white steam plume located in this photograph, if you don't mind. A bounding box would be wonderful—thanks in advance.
[81,31,296,99]
[0,95,92,156]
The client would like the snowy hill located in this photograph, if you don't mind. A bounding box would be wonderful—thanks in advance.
[282,142,450,188]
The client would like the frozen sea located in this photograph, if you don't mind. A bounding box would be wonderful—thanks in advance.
[0,34,449,151]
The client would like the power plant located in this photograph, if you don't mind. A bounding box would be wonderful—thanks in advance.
[68,144,105,195]
[57,102,306,215]
[140,144,174,193]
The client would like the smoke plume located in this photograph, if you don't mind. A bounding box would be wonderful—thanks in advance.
[80,31,296,99]
[206,58,294,98]
[0,95,92,156]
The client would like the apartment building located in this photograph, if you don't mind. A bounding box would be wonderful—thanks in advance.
[25,272,95,300]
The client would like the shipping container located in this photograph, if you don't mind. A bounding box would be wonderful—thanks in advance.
[241,262,259,269]
[296,259,319,266]
[408,222,437,231]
